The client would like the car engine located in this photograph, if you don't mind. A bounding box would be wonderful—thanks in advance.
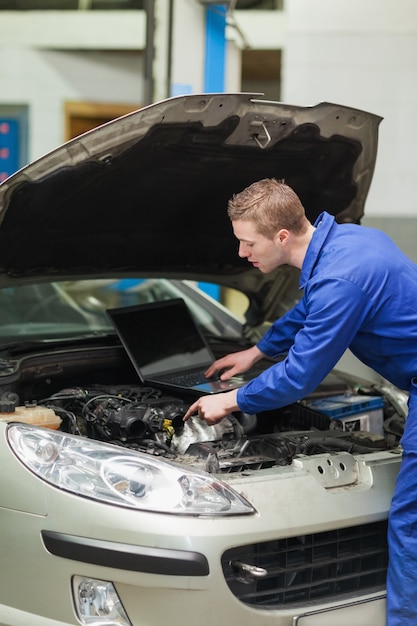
[3,379,400,474]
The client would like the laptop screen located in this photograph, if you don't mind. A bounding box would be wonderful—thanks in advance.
[107,298,214,378]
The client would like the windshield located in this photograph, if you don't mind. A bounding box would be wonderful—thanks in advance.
[0,278,245,345]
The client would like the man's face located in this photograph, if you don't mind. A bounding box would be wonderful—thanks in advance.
[232,219,288,274]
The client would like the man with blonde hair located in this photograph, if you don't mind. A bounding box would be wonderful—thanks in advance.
[183,177,417,626]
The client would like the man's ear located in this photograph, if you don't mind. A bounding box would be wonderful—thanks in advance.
[275,228,290,246]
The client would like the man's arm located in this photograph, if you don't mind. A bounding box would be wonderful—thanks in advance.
[237,278,373,415]
[185,278,373,425]
[257,297,307,358]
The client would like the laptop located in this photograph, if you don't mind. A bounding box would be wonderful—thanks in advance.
[106,298,263,394]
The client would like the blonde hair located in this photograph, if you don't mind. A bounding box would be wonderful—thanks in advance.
[227,179,309,239]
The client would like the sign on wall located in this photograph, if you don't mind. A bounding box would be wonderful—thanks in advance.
[0,119,19,182]
[0,106,28,181]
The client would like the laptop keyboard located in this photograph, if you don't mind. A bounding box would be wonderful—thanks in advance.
[159,369,211,386]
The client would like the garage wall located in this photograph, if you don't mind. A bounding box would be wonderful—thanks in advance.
[362,216,417,264]
[282,0,417,226]
[0,4,234,162]
[0,1,416,263]
[0,47,143,162]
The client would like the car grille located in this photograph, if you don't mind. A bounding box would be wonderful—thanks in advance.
[221,520,388,608]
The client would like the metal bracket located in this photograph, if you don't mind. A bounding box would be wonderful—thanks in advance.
[250,120,272,149]
[293,453,359,488]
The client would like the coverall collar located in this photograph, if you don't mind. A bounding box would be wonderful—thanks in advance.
[300,211,335,288]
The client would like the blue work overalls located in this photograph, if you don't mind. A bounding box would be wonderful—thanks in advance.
[236,212,417,625]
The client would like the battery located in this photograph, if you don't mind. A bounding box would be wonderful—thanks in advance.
[308,394,384,436]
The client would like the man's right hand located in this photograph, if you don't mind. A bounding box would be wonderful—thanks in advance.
[205,345,265,381]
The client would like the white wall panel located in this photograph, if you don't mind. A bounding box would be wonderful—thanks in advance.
[282,0,417,217]
[0,11,145,49]
[0,47,143,161]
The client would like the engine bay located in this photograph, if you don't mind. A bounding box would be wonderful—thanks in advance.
[0,344,406,474]
[4,385,405,475]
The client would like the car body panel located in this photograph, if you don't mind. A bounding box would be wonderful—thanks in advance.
[0,419,399,625]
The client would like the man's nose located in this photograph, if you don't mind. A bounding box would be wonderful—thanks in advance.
[238,243,248,258]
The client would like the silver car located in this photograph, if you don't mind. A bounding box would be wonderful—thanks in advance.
[0,94,406,626]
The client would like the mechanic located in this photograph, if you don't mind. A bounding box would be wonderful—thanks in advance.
[183,178,417,626]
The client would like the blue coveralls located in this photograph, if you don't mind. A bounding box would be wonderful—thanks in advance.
[236,211,417,625]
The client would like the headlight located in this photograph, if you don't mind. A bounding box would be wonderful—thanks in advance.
[7,424,255,517]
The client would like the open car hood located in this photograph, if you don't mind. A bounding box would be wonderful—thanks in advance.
[0,94,382,324]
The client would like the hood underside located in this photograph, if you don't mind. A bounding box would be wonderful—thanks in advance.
[0,94,382,293]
